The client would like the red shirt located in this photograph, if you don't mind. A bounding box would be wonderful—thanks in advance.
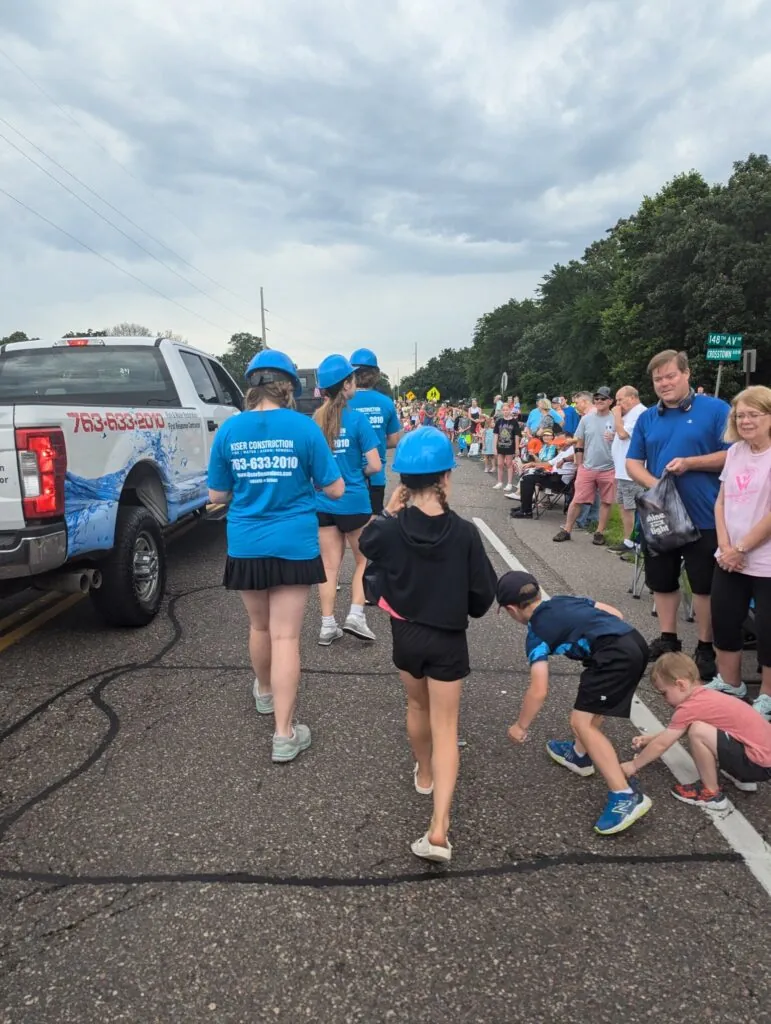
[670,688,771,766]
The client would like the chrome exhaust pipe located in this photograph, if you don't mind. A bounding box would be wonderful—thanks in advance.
[33,569,102,595]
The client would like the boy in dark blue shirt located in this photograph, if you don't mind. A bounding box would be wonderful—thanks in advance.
[498,570,652,835]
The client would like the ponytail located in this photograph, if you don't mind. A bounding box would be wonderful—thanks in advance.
[314,375,352,450]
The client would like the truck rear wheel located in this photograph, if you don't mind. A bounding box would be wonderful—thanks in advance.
[90,506,167,627]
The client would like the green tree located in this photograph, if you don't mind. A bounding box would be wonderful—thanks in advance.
[219,332,263,382]
[62,329,108,338]
[1,330,30,344]
[106,322,153,337]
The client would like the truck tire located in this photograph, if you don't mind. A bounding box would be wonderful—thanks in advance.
[90,506,167,627]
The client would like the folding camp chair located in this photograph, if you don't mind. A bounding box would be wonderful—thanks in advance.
[532,478,574,519]
[628,519,694,623]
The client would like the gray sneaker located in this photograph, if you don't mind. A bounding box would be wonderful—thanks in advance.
[318,625,344,646]
[343,613,376,641]
[272,724,311,763]
[252,678,274,715]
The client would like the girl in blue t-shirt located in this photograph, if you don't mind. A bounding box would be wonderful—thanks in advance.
[207,350,343,765]
[314,355,381,646]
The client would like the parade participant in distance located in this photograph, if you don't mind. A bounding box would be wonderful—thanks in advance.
[553,387,616,546]
[207,350,343,764]
[359,428,497,863]
[348,347,401,516]
[708,385,771,718]
[499,570,652,835]
[608,386,647,553]
[621,653,771,807]
[492,403,521,491]
[627,350,731,678]
[314,354,381,645]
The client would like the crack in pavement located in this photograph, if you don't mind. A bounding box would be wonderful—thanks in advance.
[0,583,755,899]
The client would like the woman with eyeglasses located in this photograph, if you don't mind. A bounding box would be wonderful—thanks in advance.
[708,385,771,722]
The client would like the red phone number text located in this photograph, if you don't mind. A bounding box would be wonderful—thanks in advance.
[67,412,166,433]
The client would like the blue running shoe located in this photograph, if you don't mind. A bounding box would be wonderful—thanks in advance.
[546,740,595,777]
[594,789,652,835]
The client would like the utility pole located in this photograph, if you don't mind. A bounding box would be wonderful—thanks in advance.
[260,286,267,349]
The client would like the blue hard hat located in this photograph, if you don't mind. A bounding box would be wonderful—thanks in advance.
[393,426,456,475]
[245,349,302,398]
[317,354,355,390]
[350,347,379,370]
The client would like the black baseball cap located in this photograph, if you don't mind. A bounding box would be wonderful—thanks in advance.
[496,570,541,608]
[593,386,612,399]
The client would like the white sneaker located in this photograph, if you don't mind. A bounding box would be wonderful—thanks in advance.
[343,613,376,641]
[492,482,503,490]
[720,769,758,793]
[318,625,344,646]
[704,675,748,698]
[504,483,513,492]
[752,693,771,721]
[505,490,521,500]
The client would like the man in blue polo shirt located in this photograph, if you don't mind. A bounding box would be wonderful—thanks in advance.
[348,347,402,515]
[627,349,730,680]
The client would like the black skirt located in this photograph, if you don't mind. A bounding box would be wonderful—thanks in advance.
[224,555,326,592]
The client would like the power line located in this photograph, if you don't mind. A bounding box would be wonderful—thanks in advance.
[0,126,250,324]
[0,186,231,333]
[0,114,256,321]
[0,44,210,248]
[0,45,258,310]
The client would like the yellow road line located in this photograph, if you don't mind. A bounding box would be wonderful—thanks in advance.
[0,591,60,634]
[0,593,85,655]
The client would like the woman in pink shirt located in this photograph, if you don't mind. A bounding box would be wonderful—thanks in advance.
[708,385,771,719]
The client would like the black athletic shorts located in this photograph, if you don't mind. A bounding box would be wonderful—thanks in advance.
[367,483,385,516]
[316,511,372,533]
[643,528,717,596]
[717,731,771,783]
[390,618,469,682]
[574,630,648,718]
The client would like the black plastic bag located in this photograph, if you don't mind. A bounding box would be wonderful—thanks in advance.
[363,560,384,605]
[635,471,700,555]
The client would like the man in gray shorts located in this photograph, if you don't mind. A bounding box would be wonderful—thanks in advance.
[609,386,646,553]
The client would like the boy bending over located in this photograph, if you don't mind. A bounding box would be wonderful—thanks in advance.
[498,570,652,835]
[621,652,771,809]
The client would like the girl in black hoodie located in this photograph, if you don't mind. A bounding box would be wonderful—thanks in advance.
[359,427,496,863]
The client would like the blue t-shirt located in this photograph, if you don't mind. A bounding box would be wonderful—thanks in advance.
[207,409,340,560]
[315,406,380,515]
[626,395,731,529]
[526,596,633,664]
[526,409,543,433]
[562,406,580,435]
[347,389,401,487]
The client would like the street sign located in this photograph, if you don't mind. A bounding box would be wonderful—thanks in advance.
[706,348,742,362]
[406,391,416,402]
[501,371,508,393]
[743,349,757,373]
[707,332,743,349]
[426,387,441,402]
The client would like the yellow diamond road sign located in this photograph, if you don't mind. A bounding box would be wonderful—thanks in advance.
[426,387,440,402]
[406,390,416,402]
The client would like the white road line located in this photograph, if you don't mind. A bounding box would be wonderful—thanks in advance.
[473,516,771,898]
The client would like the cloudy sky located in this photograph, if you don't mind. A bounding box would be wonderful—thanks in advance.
[0,0,767,385]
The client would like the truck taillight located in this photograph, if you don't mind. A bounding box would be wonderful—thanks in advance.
[15,428,67,519]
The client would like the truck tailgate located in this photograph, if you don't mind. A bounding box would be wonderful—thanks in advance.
[0,406,24,531]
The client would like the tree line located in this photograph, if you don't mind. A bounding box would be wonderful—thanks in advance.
[399,154,771,407]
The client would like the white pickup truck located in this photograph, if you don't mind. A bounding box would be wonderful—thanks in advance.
[0,335,243,625]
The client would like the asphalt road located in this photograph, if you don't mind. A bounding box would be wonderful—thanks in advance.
[1,457,770,1023]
